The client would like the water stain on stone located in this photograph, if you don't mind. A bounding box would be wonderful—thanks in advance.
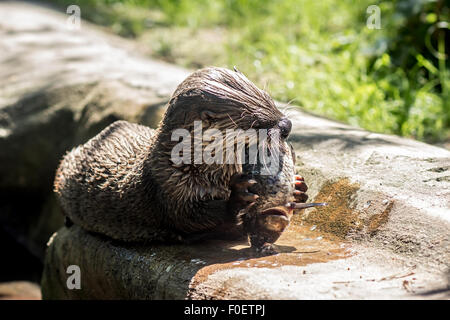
[189,224,351,289]
[186,178,398,294]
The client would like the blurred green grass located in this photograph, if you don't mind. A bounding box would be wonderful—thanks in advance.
[50,0,449,143]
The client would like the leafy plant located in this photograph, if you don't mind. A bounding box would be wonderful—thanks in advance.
[47,0,449,143]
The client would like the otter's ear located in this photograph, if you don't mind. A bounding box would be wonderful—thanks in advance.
[201,110,220,122]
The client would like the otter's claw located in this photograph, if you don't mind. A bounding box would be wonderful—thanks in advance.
[235,191,259,203]
[293,175,308,203]
[230,175,257,191]
[228,173,259,215]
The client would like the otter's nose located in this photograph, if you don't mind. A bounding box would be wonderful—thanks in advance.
[278,117,292,138]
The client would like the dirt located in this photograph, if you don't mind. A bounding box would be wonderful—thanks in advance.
[297,178,362,238]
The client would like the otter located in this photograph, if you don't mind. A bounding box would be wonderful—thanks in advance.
[54,67,308,249]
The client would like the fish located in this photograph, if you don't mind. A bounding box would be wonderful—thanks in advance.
[239,141,327,254]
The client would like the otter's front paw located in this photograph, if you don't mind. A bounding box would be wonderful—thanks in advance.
[227,173,259,215]
[293,175,308,203]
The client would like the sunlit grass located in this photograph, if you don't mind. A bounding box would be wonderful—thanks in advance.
[50,0,449,143]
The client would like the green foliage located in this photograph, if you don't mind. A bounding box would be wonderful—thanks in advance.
[49,0,449,143]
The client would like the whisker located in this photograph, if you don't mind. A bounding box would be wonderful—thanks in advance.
[281,100,298,113]
[260,138,269,174]
[226,113,237,128]
[263,80,269,92]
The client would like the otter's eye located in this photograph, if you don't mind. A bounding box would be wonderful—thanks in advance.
[278,117,292,139]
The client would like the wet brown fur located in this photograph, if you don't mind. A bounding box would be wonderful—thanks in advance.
[54,67,285,243]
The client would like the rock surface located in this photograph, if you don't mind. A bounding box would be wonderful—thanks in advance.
[0,2,448,299]
[0,281,41,300]
[0,1,188,260]
[288,110,450,271]
[43,224,449,299]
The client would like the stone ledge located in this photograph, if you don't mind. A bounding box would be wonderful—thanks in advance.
[42,225,449,299]
[288,109,450,271]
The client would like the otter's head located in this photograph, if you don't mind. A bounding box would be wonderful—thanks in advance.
[153,67,295,210]
[161,67,292,139]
